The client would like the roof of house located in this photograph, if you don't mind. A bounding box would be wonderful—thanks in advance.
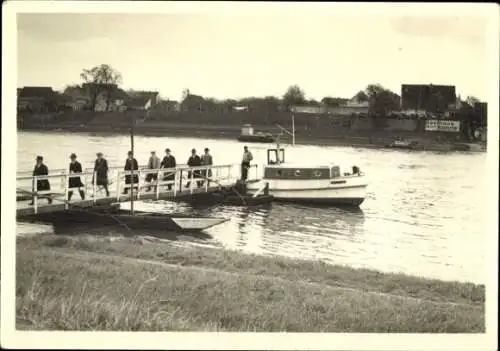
[19,86,55,98]
[125,96,150,107]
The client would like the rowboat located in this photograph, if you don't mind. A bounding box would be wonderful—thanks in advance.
[17,205,229,232]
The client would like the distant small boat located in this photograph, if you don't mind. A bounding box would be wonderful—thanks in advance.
[386,138,421,150]
[237,124,275,143]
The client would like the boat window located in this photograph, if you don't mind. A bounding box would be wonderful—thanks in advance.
[331,166,341,178]
[295,170,301,176]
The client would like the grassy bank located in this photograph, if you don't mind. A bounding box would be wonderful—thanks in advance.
[16,234,485,332]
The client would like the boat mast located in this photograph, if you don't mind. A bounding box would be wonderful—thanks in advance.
[130,112,135,215]
[276,133,281,165]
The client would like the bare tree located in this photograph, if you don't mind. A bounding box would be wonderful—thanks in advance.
[80,64,123,111]
[283,84,306,110]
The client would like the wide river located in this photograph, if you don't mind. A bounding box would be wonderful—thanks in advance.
[16,131,488,284]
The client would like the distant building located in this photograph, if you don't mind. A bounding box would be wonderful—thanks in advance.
[157,100,180,113]
[18,86,56,113]
[180,93,205,112]
[401,84,456,112]
[474,102,488,128]
[124,92,158,112]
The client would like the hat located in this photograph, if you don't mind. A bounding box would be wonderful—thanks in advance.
[151,150,156,154]
[204,148,209,152]
[70,153,77,159]
[165,148,171,153]
[36,155,43,161]
[191,148,196,153]
[128,151,133,156]
[96,152,103,156]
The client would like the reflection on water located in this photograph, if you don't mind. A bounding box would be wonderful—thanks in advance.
[15,131,488,284]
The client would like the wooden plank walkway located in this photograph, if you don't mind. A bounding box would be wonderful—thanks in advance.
[17,164,260,217]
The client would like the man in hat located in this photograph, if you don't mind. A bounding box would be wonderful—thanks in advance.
[145,151,161,192]
[241,145,253,181]
[186,148,202,188]
[92,152,110,197]
[29,155,52,205]
[160,148,176,190]
[68,153,85,201]
[124,151,139,195]
[200,147,213,187]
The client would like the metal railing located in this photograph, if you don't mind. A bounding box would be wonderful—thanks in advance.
[17,163,259,214]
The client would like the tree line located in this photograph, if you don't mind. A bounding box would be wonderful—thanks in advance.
[62,64,484,121]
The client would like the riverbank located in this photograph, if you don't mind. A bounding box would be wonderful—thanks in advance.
[19,123,486,152]
[16,234,485,332]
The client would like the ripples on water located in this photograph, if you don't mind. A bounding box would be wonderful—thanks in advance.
[15,131,488,284]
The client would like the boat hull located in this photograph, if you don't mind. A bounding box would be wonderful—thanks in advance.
[246,180,367,207]
[18,208,228,232]
[237,135,275,143]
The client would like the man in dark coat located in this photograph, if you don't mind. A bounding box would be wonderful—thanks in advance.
[29,155,52,205]
[161,148,176,190]
[124,151,139,195]
[68,153,85,201]
[92,152,110,197]
[186,148,202,188]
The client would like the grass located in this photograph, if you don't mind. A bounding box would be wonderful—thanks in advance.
[16,234,485,332]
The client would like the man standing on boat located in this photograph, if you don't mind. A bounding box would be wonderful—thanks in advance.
[124,151,139,195]
[145,150,161,192]
[29,155,52,205]
[186,148,202,188]
[241,145,253,181]
[68,153,85,201]
[92,152,110,197]
[200,147,213,187]
[161,148,176,190]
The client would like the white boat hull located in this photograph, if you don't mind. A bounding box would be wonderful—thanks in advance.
[246,178,367,206]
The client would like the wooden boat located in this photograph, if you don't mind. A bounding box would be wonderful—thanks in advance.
[386,138,422,150]
[237,124,275,143]
[245,137,368,207]
[237,133,275,143]
[18,206,229,232]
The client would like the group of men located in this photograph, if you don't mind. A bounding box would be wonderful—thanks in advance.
[29,145,254,205]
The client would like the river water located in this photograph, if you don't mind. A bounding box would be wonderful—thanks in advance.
[16,131,488,284]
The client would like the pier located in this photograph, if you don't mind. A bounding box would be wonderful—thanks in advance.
[16,164,260,216]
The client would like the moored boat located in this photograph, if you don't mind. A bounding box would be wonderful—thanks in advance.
[17,205,229,232]
[386,138,422,150]
[246,139,368,207]
[237,124,275,143]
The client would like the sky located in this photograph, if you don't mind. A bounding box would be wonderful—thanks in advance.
[16,6,492,102]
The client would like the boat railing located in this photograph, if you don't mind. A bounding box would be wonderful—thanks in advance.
[16,163,259,214]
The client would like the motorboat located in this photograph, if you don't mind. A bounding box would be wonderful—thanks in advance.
[386,138,421,150]
[245,139,368,207]
[237,124,275,143]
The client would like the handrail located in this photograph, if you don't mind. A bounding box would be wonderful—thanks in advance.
[17,163,257,181]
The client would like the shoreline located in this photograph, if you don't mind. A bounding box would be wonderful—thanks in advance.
[19,124,486,152]
[16,234,485,332]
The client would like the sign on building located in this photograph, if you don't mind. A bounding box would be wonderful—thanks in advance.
[425,119,460,132]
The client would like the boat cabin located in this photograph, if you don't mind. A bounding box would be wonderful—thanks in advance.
[267,147,285,165]
[264,146,361,180]
[241,124,254,136]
